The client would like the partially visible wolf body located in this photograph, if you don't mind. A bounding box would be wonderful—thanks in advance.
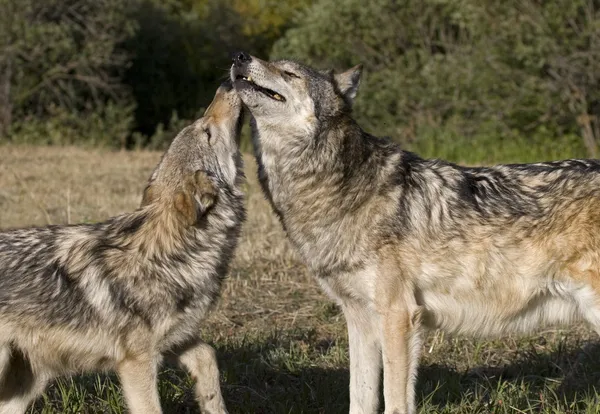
[0,83,245,414]
[231,53,600,414]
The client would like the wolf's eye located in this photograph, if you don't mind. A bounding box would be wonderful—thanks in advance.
[204,128,212,143]
[284,71,300,79]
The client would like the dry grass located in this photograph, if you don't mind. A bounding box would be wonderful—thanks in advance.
[1,145,600,413]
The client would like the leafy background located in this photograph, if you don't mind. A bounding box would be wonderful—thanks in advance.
[1,0,599,163]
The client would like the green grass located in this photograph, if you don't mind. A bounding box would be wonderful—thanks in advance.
[28,322,600,413]
[412,126,588,165]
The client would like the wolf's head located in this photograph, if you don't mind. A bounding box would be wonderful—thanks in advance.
[230,52,361,139]
[142,82,244,226]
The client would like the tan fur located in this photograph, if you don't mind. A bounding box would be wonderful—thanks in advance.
[0,83,244,414]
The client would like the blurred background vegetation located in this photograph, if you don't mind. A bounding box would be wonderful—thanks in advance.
[0,0,599,163]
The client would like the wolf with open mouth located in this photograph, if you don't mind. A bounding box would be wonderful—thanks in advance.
[232,52,600,414]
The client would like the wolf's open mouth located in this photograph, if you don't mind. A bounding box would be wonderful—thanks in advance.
[235,75,286,102]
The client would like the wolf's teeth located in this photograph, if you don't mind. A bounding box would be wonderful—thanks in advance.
[247,76,253,82]
[273,94,282,100]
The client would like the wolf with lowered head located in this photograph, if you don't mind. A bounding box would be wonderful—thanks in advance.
[0,83,245,414]
[231,52,600,414]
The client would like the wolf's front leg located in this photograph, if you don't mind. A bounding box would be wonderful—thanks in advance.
[343,303,382,414]
[117,354,163,414]
[178,340,228,414]
[0,347,51,414]
[380,304,423,414]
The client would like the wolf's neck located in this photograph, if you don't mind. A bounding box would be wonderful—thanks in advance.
[112,190,243,268]
[251,118,403,270]
[254,118,398,198]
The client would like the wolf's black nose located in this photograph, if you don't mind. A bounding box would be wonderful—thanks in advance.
[233,51,251,67]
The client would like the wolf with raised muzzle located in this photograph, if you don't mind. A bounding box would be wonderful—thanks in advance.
[231,52,600,414]
[0,83,245,414]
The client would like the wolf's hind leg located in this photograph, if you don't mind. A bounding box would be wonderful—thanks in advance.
[569,277,600,335]
[0,347,49,414]
[117,354,162,414]
[177,340,228,414]
[380,306,423,414]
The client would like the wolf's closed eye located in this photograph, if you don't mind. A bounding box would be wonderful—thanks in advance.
[284,71,300,79]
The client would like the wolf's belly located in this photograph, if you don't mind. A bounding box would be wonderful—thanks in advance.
[417,281,585,337]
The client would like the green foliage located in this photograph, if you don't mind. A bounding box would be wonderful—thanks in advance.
[122,0,310,147]
[132,110,198,150]
[273,0,600,160]
[413,124,587,165]
[0,0,309,149]
[124,1,236,142]
[0,0,136,146]
[2,0,599,162]
[7,102,134,147]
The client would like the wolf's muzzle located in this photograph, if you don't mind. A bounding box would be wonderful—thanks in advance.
[232,51,251,67]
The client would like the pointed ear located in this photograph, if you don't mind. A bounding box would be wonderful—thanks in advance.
[173,171,217,226]
[192,170,217,214]
[141,183,157,207]
[333,64,363,103]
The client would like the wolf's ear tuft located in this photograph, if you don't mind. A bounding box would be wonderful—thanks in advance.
[193,170,217,215]
[141,184,157,207]
[334,64,363,103]
[175,170,217,226]
[174,191,197,226]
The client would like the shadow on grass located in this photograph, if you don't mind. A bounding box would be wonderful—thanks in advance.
[216,341,349,414]
[418,341,600,413]
[32,337,600,413]
[216,338,600,413]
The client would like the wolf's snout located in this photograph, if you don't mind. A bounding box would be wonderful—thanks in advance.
[232,51,251,67]
[203,81,241,122]
[215,80,233,99]
[215,80,233,94]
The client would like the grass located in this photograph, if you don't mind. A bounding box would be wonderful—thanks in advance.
[1,145,600,413]
[412,127,588,166]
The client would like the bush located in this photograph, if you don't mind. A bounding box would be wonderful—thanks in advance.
[273,0,600,160]
[6,103,134,148]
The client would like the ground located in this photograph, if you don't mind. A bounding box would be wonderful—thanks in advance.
[0,145,599,413]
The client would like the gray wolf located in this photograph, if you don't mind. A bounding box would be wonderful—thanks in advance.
[231,52,600,414]
[0,82,245,414]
